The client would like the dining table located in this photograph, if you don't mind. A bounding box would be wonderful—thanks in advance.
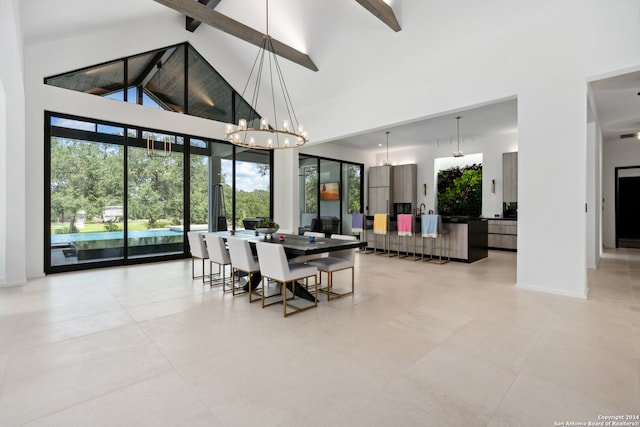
[211,230,366,301]
[212,229,367,257]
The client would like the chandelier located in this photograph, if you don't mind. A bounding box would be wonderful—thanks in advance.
[453,116,464,157]
[224,0,308,150]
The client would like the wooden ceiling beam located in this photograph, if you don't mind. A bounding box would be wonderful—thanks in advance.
[354,0,401,32]
[186,0,222,33]
[153,0,318,71]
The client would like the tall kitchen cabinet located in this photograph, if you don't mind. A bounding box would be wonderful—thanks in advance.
[393,164,417,210]
[368,165,393,214]
[502,152,518,203]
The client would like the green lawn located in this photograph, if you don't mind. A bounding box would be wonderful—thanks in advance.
[51,221,153,233]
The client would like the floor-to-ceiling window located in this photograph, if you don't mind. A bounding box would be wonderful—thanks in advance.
[299,156,318,232]
[342,163,362,235]
[232,148,272,229]
[45,112,272,273]
[48,117,126,267]
[127,130,185,259]
[298,155,363,235]
[189,138,210,231]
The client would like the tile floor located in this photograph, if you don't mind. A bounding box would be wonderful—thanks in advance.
[0,249,638,426]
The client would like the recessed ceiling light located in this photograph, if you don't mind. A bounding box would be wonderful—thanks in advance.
[378,143,382,147]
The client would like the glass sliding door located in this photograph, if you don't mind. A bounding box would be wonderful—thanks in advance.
[210,142,233,231]
[342,163,362,235]
[46,112,274,273]
[233,148,271,229]
[189,138,210,232]
[319,159,341,235]
[297,155,364,236]
[298,156,318,233]
[48,117,125,268]
[127,131,184,258]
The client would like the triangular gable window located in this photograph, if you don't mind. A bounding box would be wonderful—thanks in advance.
[45,42,255,125]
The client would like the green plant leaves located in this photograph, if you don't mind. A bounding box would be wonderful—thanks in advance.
[437,164,482,217]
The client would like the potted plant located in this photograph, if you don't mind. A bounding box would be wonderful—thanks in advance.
[256,218,279,239]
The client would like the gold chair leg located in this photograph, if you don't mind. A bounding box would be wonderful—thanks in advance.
[249,272,260,303]
[386,233,397,257]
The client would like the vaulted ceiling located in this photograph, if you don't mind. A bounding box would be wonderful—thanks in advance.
[19,0,639,151]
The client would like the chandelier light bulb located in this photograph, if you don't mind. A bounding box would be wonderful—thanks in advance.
[238,119,247,131]
[260,118,269,130]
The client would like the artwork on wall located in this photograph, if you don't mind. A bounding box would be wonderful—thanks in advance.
[320,182,340,201]
[437,164,482,217]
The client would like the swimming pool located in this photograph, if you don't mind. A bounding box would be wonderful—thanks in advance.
[51,228,182,244]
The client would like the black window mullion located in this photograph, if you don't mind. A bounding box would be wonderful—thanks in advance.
[123,129,130,263]
[184,136,191,256]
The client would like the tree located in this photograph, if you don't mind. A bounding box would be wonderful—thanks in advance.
[50,137,123,229]
[437,164,482,217]
[127,147,184,226]
[347,165,361,213]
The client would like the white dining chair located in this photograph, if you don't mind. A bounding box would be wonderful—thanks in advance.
[226,237,261,300]
[307,234,357,300]
[255,241,318,317]
[204,233,232,291]
[187,231,209,283]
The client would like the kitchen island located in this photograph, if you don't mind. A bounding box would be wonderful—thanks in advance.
[364,216,488,263]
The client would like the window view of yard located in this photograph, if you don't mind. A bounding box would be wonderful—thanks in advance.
[48,116,272,270]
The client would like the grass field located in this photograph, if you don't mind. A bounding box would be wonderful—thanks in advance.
[51,221,153,234]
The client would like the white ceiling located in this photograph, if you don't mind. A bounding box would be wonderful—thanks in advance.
[589,70,640,141]
[18,0,640,152]
[324,98,518,152]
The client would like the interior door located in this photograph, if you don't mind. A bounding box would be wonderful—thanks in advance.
[617,175,640,248]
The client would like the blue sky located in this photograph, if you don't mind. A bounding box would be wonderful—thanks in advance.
[222,160,270,192]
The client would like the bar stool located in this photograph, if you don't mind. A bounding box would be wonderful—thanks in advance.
[396,214,414,258]
[373,213,396,256]
[352,213,372,254]
[420,214,450,264]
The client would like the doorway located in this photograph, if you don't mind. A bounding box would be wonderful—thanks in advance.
[616,166,640,248]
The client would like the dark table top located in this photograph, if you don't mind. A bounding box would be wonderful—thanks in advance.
[213,230,366,257]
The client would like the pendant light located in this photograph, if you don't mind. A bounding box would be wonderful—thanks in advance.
[453,116,464,157]
[382,131,392,165]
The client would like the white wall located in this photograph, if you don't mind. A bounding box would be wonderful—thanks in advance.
[0,0,26,287]
[586,121,602,269]
[602,140,640,248]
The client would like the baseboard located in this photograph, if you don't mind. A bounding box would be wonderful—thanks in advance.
[515,282,588,299]
[0,278,27,288]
